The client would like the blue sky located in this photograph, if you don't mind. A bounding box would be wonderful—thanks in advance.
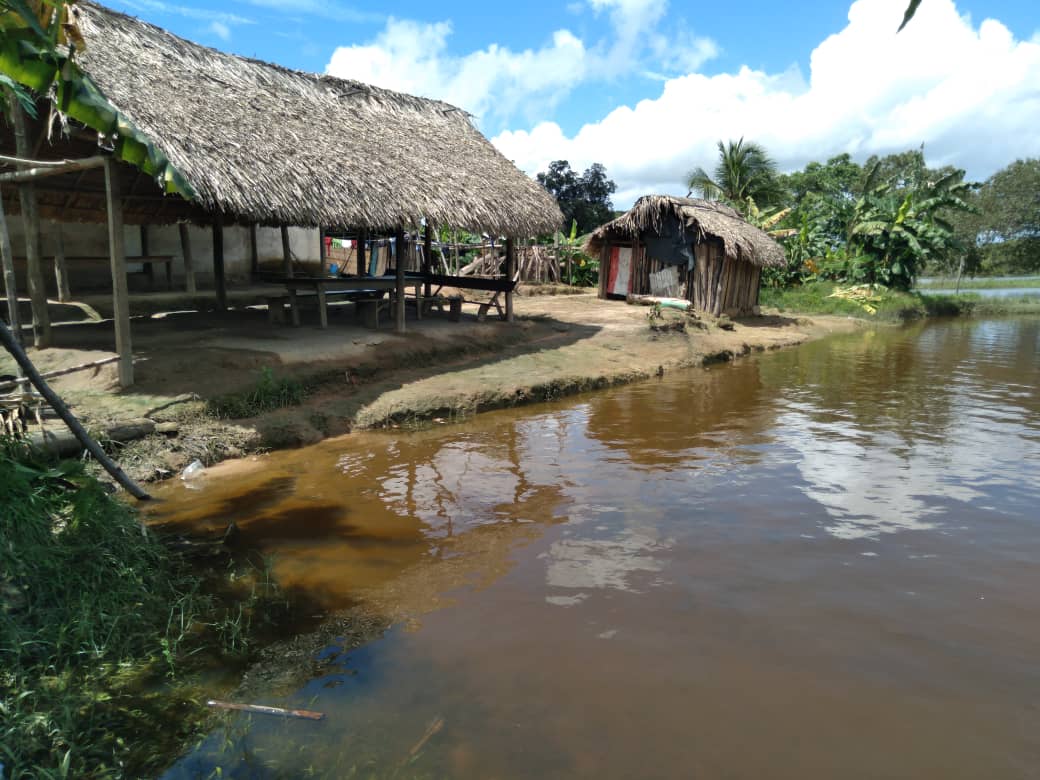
[109,0,1040,206]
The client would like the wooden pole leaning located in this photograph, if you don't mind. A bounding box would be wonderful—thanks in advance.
[0,319,150,501]
[395,227,406,334]
[103,158,134,388]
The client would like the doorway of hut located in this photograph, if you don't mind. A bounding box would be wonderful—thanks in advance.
[604,244,634,298]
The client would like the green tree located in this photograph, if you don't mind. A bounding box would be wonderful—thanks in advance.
[686,138,783,214]
[537,160,617,234]
[780,153,863,246]
[975,159,1040,274]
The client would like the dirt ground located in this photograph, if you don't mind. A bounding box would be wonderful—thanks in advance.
[2,288,862,483]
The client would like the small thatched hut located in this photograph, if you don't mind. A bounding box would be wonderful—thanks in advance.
[587,196,785,317]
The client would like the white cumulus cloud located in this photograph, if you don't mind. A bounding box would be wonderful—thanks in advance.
[327,19,587,123]
[493,0,1040,206]
[324,0,717,124]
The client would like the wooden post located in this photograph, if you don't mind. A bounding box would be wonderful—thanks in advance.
[7,91,50,348]
[104,159,133,387]
[423,223,433,298]
[212,215,227,311]
[505,237,516,322]
[319,227,326,276]
[139,224,154,288]
[0,189,22,346]
[249,224,259,277]
[53,224,71,303]
[394,227,406,333]
[178,223,196,294]
[356,229,367,277]
[280,225,292,278]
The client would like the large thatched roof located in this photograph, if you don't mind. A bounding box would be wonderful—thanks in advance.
[58,1,561,234]
[587,195,785,267]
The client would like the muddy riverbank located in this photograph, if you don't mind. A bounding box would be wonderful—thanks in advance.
[2,292,861,483]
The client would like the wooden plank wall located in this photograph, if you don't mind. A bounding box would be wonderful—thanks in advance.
[689,239,760,317]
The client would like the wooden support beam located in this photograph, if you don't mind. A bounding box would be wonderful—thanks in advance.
[53,223,70,302]
[280,225,292,278]
[0,155,107,184]
[505,237,516,322]
[0,187,22,347]
[423,223,433,298]
[395,227,406,333]
[104,158,133,387]
[7,91,51,348]
[249,224,259,276]
[356,229,366,276]
[212,215,227,311]
[178,223,196,294]
[139,224,154,287]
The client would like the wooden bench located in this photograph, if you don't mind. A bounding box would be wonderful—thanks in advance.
[422,273,516,321]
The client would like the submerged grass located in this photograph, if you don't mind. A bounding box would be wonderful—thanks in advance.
[761,282,1040,321]
[0,441,288,779]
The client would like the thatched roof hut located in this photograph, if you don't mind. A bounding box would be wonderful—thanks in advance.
[3,1,561,235]
[587,195,784,317]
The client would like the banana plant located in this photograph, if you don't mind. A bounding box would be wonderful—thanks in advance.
[0,1,194,197]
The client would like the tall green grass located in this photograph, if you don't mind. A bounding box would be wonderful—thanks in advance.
[0,443,285,778]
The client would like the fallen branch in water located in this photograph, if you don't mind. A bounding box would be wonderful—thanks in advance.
[206,700,325,721]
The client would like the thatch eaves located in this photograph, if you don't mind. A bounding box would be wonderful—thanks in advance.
[61,2,562,234]
[587,195,786,267]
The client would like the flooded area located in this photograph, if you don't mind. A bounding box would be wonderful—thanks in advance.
[149,317,1040,779]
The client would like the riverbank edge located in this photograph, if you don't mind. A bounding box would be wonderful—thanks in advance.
[101,306,865,486]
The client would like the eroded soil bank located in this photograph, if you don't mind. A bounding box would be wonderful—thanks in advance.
[2,291,861,483]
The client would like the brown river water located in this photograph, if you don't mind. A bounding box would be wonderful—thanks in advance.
[152,317,1040,779]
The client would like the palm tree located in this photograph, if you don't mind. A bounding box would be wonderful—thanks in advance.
[686,138,783,215]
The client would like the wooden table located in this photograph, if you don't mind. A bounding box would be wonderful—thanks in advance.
[276,274,425,329]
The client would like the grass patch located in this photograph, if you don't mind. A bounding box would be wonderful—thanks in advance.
[0,442,288,778]
[760,282,926,321]
[917,292,1040,317]
[762,282,1040,320]
[208,367,305,419]
[916,276,1040,290]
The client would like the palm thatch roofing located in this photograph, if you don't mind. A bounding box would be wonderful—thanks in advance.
[587,195,785,267]
[49,1,562,234]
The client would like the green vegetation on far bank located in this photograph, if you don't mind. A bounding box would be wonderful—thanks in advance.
[760,281,1040,321]
[0,443,289,779]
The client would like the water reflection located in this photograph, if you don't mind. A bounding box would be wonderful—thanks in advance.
[156,317,1040,779]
